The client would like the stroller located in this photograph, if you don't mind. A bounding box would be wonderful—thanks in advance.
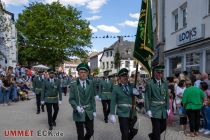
[17,82,31,101]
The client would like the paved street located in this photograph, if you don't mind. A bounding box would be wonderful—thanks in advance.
[0,94,209,140]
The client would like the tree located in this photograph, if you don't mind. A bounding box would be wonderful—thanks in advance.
[92,68,99,75]
[114,48,121,72]
[68,68,71,76]
[16,2,92,67]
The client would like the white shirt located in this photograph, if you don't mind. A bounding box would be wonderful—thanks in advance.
[50,78,54,83]
[79,79,86,89]
[175,86,186,104]
[156,79,161,86]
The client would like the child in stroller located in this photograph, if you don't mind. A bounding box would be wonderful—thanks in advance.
[17,82,31,101]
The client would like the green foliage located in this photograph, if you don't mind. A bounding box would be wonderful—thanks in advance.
[92,68,99,75]
[68,68,71,76]
[114,48,120,71]
[16,2,92,67]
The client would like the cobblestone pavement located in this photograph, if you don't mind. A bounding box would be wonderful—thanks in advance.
[0,94,209,140]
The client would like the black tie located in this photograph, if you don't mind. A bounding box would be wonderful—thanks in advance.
[158,81,161,87]
[82,82,85,89]
[124,85,128,92]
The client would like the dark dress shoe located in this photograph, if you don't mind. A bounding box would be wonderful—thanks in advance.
[52,122,56,126]
[148,133,152,140]
[36,111,40,114]
[42,109,45,112]
[104,120,108,123]
[49,126,53,130]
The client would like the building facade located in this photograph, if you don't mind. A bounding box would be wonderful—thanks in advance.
[63,59,81,77]
[100,36,142,76]
[89,52,103,76]
[164,0,210,76]
[152,0,165,66]
[0,1,17,67]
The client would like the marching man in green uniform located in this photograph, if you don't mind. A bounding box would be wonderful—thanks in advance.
[97,74,113,123]
[41,70,62,130]
[32,70,45,114]
[109,68,139,140]
[61,75,70,96]
[69,63,96,140]
[144,65,169,140]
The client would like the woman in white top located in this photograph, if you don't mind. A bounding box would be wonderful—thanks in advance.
[176,80,187,133]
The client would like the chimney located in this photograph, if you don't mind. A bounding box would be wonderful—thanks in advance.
[117,36,123,44]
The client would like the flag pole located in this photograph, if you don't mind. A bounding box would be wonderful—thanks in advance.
[134,62,139,86]
[131,62,139,118]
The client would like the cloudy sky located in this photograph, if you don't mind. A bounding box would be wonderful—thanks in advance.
[2,0,141,52]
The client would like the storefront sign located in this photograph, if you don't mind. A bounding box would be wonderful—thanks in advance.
[177,24,205,46]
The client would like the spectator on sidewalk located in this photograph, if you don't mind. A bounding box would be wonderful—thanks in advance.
[182,80,206,137]
[175,80,187,133]
[199,82,210,135]
[201,73,210,90]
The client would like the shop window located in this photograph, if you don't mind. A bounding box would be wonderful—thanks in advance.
[206,50,210,73]
[186,52,201,73]
[169,56,182,76]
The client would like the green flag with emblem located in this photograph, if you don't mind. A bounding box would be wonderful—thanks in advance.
[133,0,154,74]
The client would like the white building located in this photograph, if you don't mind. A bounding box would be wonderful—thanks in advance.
[63,60,81,77]
[100,36,142,76]
[89,52,103,76]
[0,1,17,67]
[164,0,210,76]
[151,0,166,66]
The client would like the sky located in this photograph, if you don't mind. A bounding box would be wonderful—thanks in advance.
[2,0,142,53]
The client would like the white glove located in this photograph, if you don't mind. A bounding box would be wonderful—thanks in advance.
[133,88,140,95]
[81,107,84,113]
[147,110,152,118]
[76,106,84,113]
[167,109,170,116]
[41,101,45,105]
[95,95,101,101]
[59,100,62,105]
[93,112,96,118]
[109,115,116,123]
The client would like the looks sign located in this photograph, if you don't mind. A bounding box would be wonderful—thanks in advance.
[176,24,205,46]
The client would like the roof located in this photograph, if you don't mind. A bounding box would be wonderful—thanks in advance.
[0,1,14,21]
[89,51,103,59]
[100,36,135,61]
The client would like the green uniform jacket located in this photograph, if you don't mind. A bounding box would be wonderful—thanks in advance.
[99,79,113,100]
[110,83,137,118]
[69,78,96,122]
[61,78,70,87]
[32,76,43,94]
[145,78,169,119]
[41,78,62,103]
[182,86,206,110]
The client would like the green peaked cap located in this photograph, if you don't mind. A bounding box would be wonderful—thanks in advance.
[47,69,55,74]
[77,63,90,72]
[118,68,129,76]
[153,65,165,71]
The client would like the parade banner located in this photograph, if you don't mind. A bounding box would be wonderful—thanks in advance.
[133,0,154,74]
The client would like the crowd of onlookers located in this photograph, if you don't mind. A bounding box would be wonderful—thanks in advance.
[165,71,210,136]
[0,64,73,106]
[0,64,35,106]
